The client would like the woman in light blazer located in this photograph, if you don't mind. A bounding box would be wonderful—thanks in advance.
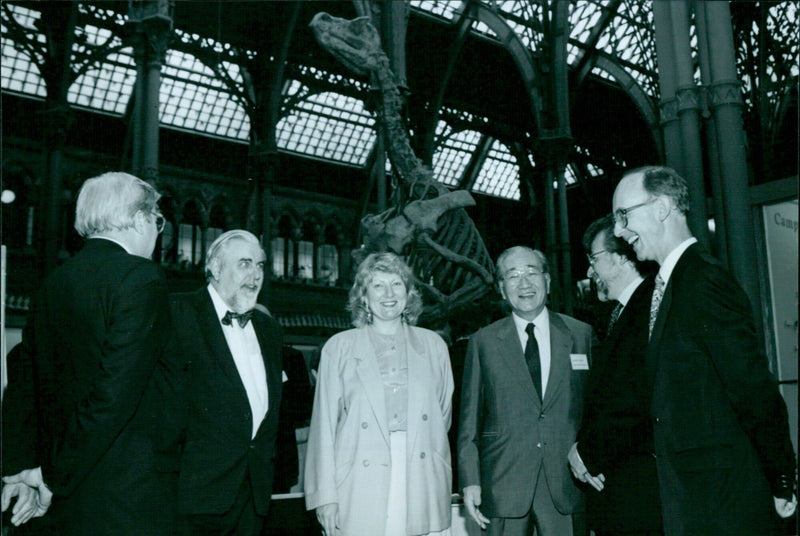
[304,252,454,536]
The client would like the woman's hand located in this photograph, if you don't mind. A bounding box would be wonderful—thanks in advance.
[316,503,339,535]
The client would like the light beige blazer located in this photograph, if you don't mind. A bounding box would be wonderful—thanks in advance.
[304,324,454,535]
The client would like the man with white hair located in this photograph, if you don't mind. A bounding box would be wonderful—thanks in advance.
[167,230,284,536]
[1,172,175,535]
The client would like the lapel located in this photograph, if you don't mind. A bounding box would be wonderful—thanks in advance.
[645,245,697,385]
[543,312,573,409]
[406,324,427,453]
[192,288,249,407]
[494,317,539,406]
[353,328,391,446]
[252,313,280,439]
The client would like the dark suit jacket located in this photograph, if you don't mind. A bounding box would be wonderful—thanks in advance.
[577,277,662,532]
[458,311,593,518]
[168,287,283,516]
[21,238,174,536]
[648,244,795,536]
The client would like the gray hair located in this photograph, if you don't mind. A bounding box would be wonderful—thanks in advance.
[74,172,160,238]
[204,229,263,281]
[626,165,691,214]
[495,246,549,281]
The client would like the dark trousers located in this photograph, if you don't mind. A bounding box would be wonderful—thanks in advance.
[181,472,264,536]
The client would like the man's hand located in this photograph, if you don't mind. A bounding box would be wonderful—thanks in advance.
[315,502,339,535]
[774,495,797,518]
[462,485,490,529]
[567,442,606,492]
[1,467,52,526]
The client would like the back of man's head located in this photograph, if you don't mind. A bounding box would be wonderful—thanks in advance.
[74,172,160,238]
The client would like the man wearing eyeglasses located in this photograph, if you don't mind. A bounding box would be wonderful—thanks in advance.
[568,214,662,536]
[458,246,593,536]
[1,172,175,535]
[612,166,796,535]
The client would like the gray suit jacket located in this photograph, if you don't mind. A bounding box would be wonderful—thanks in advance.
[457,311,593,517]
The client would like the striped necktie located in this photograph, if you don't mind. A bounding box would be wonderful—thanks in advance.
[607,302,624,337]
[649,275,666,339]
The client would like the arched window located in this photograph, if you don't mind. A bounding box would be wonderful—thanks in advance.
[296,220,316,281]
[178,199,204,268]
[157,195,177,265]
[271,214,295,279]
[317,224,340,285]
[206,204,227,258]
[1,163,37,250]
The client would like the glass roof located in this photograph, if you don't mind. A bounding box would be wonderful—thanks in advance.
[472,139,521,201]
[432,122,481,187]
[2,1,796,202]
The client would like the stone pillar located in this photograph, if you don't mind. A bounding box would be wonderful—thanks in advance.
[654,1,707,244]
[694,5,728,265]
[699,1,761,311]
[670,1,708,245]
[652,2,682,174]
[128,0,173,183]
[37,3,77,274]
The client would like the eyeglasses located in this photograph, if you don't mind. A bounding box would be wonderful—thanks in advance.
[153,213,166,234]
[586,250,609,266]
[501,267,546,285]
[613,198,657,228]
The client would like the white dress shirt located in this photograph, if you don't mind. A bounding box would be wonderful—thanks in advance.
[208,284,268,438]
[658,237,698,285]
[512,308,552,398]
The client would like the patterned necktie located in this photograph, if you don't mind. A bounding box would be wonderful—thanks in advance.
[222,310,253,328]
[649,275,666,339]
[606,302,624,337]
[525,323,542,402]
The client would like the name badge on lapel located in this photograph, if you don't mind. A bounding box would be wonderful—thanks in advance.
[570,353,589,370]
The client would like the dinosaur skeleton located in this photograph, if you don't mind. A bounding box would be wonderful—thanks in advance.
[310,12,494,321]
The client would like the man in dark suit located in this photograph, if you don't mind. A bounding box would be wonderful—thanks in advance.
[168,230,283,536]
[612,166,796,535]
[568,215,662,535]
[1,172,174,535]
[458,246,593,536]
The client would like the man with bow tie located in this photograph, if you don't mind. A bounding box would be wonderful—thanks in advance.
[167,229,284,536]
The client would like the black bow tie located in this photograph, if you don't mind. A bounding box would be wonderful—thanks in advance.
[222,310,253,328]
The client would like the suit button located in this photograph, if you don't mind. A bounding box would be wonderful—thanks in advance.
[422,414,428,421]
[654,417,662,424]
[536,442,542,448]
[538,413,545,420]
[361,422,368,429]
[249,444,255,449]
[362,460,370,467]
[420,452,426,459]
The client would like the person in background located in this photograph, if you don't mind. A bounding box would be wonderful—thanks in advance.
[612,165,796,535]
[1,172,174,535]
[304,252,454,536]
[167,230,284,536]
[458,246,593,536]
[568,214,662,535]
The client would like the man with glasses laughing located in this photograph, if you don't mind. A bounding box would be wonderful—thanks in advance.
[458,246,593,536]
[568,214,661,536]
[612,166,796,535]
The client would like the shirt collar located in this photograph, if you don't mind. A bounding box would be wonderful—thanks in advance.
[658,237,697,284]
[512,307,549,331]
[91,236,133,255]
[207,283,232,322]
[616,276,645,307]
